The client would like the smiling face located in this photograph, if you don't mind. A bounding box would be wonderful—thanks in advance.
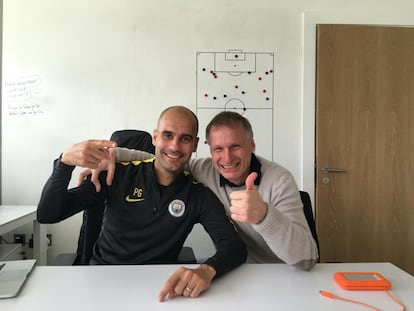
[208,123,255,186]
[152,107,199,185]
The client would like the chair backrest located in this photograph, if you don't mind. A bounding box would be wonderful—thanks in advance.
[73,130,154,265]
[299,191,320,260]
[109,130,155,153]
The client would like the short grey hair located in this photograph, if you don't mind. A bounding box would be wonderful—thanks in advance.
[205,111,253,144]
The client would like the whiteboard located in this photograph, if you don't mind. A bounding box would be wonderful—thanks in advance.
[196,50,274,160]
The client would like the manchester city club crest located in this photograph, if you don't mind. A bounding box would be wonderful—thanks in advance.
[168,199,185,217]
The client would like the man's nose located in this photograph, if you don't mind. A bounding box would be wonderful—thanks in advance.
[222,148,233,162]
[169,137,180,149]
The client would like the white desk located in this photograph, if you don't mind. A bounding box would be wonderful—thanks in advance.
[1,263,413,310]
[0,206,47,265]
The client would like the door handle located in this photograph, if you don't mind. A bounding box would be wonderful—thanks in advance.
[321,167,346,173]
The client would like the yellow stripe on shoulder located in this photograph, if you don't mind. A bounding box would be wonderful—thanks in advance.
[144,157,156,163]
[119,157,155,166]
[185,170,201,185]
[120,160,142,166]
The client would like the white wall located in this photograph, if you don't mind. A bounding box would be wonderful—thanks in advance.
[2,0,414,263]
[0,0,2,205]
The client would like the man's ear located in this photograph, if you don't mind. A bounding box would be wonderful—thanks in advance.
[250,138,256,153]
[193,137,200,152]
[152,129,158,146]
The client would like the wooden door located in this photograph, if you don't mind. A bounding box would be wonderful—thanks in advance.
[316,24,414,275]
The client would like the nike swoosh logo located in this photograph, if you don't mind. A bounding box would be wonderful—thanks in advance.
[125,196,145,203]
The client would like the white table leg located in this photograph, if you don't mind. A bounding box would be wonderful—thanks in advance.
[33,220,47,265]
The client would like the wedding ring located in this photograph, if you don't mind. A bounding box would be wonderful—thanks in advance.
[185,286,193,292]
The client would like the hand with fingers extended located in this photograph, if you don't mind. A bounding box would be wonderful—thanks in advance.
[61,140,117,169]
[77,147,117,192]
[158,264,216,302]
[229,172,268,224]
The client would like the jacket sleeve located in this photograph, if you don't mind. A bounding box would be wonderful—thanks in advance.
[37,157,105,223]
[198,188,247,278]
[116,147,154,161]
[253,169,318,271]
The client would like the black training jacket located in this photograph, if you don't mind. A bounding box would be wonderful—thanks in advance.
[37,157,246,277]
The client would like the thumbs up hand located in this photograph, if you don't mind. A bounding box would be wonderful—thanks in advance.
[229,172,268,224]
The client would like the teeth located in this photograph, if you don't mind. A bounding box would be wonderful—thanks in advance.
[166,153,180,159]
[222,164,235,169]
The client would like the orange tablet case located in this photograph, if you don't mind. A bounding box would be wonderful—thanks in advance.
[334,272,392,290]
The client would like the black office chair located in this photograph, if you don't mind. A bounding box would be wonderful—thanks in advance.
[54,130,196,265]
[299,191,320,261]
